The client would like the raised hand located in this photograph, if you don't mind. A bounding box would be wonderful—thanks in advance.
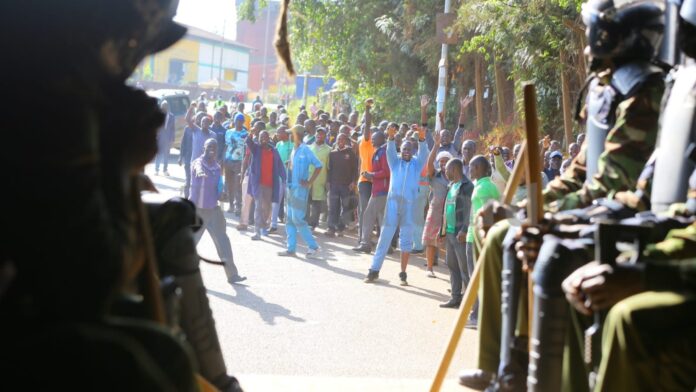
[460,96,473,109]
[420,95,431,108]
[433,127,442,145]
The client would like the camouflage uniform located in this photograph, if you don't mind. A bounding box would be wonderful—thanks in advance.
[595,223,696,392]
[474,70,665,376]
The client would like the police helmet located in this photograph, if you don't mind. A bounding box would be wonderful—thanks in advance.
[582,0,665,59]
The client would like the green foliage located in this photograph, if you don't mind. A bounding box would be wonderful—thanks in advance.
[238,0,588,138]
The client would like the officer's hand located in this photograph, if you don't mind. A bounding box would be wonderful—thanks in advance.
[562,262,645,315]
[514,220,551,272]
[456,232,467,244]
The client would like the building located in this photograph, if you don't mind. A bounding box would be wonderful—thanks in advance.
[134,24,252,93]
[235,0,286,98]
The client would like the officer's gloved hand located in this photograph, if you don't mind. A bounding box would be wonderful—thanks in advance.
[561,261,645,316]
[476,200,517,240]
[514,219,553,272]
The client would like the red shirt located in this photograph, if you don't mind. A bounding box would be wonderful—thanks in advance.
[260,148,274,187]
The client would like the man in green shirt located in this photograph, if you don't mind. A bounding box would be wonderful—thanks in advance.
[440,158,474,308]
[465,156,500,321]
[271,126,293,232]
[308,128,331,230]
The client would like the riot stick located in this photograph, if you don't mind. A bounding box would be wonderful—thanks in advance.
[429,142,528,392]
[522,83,543,348]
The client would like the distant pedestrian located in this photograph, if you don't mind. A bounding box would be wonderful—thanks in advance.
[155,100,175,176]
[190,138,246,285]
[223,113,248,214]
[326,133,359,237]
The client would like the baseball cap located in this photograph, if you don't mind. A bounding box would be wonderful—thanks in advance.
[550,151,563,159]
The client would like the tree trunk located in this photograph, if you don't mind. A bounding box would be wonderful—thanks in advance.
[494,55,507,127]
[475,54,485,133]
[560,50,573,150]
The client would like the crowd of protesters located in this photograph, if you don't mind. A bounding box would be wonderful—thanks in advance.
[154,93,580,312]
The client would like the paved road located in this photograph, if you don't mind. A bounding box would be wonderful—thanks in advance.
[148,157,479,391]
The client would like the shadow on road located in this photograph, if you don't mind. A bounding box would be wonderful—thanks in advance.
[207,287,306,326]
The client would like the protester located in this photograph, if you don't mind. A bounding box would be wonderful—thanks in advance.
[461,139,477,178]
[278,125,323,258]
[211,112,227,162]
[326,133,359,237]
[544,150,563,180]
[364,120,429,286]
[561,142,580,172]
[189,139,246,285]
[271,126,292,232]
[224,113,248,215]
[422,131,452,277]
[155,100,175,176]
[440,158,474,308]
[352,129,389,252]
[245,128,286,240]
[307,128,331,231]
[357,100,375,246]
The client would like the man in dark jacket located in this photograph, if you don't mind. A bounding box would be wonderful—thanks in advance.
[440,158,474,309]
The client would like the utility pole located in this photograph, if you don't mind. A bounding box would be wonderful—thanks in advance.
[260,3,272,101]
[218,18,226,83]
[302,73,309,107]
[435,0,452,131]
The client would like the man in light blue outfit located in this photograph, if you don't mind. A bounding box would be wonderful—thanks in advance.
[364,128,429,286]
[278,125,323,258]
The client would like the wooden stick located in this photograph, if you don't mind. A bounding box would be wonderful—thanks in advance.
[429,143,528,392]
[522,83,543,349]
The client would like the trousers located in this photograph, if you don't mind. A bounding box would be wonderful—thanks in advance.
[446,233,468,302]
[271,180,285,228]
[193,206,239,281]
[286,186,319,253]
[328,184,353,231]
[223,160,243,213]
[412,184,429,250]
[370,196,414,271]
[254,185,272,234]
[360,195,387,246]
[358,181,372,243]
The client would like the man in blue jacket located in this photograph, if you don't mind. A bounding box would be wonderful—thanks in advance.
[364,125,429,286]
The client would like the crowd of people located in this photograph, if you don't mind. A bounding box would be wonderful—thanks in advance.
[154,92,580,310]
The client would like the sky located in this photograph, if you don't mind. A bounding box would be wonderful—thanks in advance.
[175,0,238,39]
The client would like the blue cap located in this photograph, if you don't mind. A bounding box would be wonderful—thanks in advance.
[234,113,245,123]
[550,151,563,159]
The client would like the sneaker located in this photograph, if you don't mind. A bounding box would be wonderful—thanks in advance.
[250,234,261,241]
[228,275,247,284]
[352,244,372,254]
[364,270,379,283]
[277,250,296,257]
[439,299,461,308]
[261,229,270,237]
[466,319,478,330]
[269,227,278,234]
[236,224,248,231]
[426,269,436,278]
[325,230,335,238]
[306,247,321,258]
[163,171,170,177]
[411,248,424,255]
[399,272,408,286]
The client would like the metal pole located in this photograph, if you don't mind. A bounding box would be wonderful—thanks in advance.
[260,2,272,101]
[218,19,226,82]
[302,73,309,108]
[435,0,451,131]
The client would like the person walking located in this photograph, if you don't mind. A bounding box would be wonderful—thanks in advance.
[278,125,323,258]
[224,113,248,214]
[357,99,375,245]
[190,138,246,285]
[179,122,193,198]
[271,126,292,232]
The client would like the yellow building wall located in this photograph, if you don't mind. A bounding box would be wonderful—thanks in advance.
[152,38,200,84]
